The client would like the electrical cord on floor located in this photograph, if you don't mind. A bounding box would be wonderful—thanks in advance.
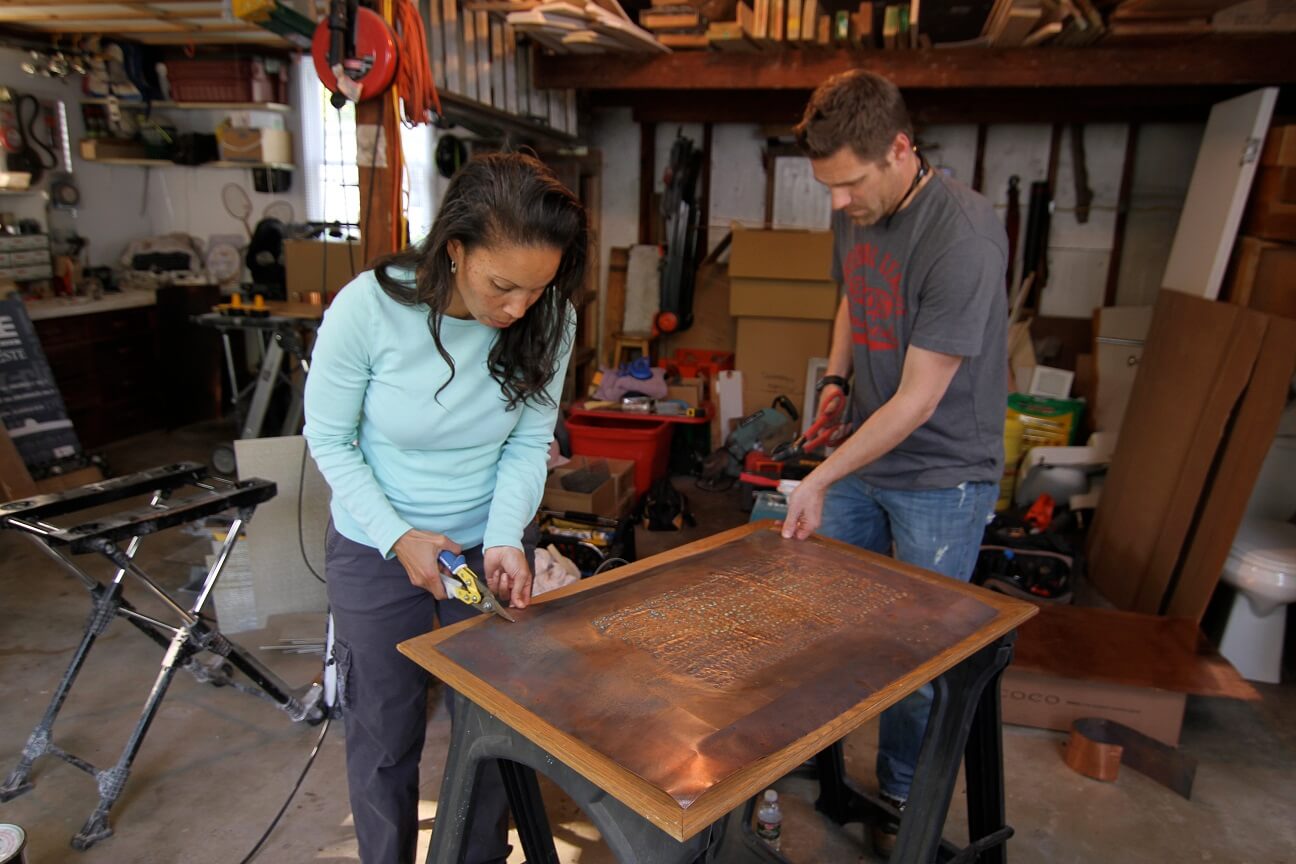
[593,557,629,576]
[236,714,332,864]
[298,442,326,584]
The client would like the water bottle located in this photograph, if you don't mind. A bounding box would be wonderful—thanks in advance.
[755,788,783,851]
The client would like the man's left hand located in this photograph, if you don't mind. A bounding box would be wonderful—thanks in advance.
[484,546,533,609]
[781,477,827,540]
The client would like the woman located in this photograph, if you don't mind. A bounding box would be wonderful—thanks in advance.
[304,152,587,864]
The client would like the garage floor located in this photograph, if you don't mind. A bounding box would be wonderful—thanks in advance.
[2,422,1294,863]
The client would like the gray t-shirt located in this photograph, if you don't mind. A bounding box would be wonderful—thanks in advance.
[830,172,1008,490]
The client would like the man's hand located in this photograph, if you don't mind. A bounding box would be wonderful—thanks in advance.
[781,475,828,540]
[817,384,846,422]
[484,546,533,609]
[392,529,462,598]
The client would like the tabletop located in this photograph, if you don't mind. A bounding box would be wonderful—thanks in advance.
[399,522,1036,841]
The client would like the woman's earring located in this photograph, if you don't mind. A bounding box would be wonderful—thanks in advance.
[450,259,458,274]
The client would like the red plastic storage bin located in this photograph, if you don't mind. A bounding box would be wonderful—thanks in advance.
[165,58,287,104]
[566,414,672,501]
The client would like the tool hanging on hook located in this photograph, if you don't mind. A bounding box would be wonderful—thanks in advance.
[311,0,398,107]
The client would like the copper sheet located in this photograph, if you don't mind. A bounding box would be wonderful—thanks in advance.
[401,524,1034,835]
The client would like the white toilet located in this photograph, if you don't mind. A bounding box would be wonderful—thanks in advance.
[1218,402,1296,684]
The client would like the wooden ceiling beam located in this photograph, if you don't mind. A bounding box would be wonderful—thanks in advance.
[536,36,1296,92]
[595,85,1269,125]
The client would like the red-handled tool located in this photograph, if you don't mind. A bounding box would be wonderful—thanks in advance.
[772,391,847,462]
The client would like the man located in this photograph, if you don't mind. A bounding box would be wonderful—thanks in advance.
[782,70,1008,856]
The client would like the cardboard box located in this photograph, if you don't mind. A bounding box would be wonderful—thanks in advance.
[285,240,364,302]
[666,377,707,408]
[1227,235,1296,320]
[729,228,834,281]
[79,138,148,161]
[1260,123,1296,167]
[735,317,832,415]
[542,456,635,516]
[217,127,292,164]
[729,277,839,320]
[1001,667,1187,746]
[1243,167,1296,243]
[1003,603,1258,747]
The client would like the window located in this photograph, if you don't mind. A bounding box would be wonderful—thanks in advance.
[297,57,440,246]
[298,57,359,234]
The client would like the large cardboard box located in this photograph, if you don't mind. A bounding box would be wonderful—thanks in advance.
[542,455,635,516]
[666,377,708,408]
[217,127,293,164]
[1260,123,1296,167]
[729,277,838,320]
[1227,235,1296,319]
[729,228,834,280]
[1242,167,1296,243]
[1001,667,1187,746]
[285,240,364,303]
[1002,604,1257,747]
[735,317,832,415]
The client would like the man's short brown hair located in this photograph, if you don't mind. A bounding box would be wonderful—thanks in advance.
[794,70,914,163]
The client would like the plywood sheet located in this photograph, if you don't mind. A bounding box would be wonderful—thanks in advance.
[234,435,329,628]
[400,523,1035,840]
[1012,603,1258,700]
[1167,315,1296,621]
[1087,290,1265,612]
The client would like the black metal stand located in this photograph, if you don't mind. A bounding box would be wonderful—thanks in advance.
[0,462,326,849]
[464,632,1017,864]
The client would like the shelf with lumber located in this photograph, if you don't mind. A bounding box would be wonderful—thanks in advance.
[439,91,579,145]
[534,35,1296,92]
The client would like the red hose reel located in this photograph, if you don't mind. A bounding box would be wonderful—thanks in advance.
[310,6,398,103]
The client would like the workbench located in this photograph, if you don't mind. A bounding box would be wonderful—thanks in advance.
[192,301,323,448]
[400,522,1037,863]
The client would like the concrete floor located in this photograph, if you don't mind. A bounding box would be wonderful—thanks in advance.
[2,422,1294,863]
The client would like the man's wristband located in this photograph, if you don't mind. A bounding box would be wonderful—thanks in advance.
[815,374,850,396]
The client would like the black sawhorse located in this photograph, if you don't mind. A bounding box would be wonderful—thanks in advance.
[0,462,326,849]
[438,633,1016,864]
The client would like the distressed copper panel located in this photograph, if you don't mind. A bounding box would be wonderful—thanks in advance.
[427,528,1000,811]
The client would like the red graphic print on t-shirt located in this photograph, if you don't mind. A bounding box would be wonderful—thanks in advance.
[842,242,905,351]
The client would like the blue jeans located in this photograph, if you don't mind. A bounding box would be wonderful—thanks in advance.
[819,474,997,803]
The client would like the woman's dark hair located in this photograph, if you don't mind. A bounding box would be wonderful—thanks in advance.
[371,152,588,409]
[794,69,913,163]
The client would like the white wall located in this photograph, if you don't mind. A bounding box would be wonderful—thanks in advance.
[590,109,1205,325]
[0,46,307,268]
[589,108,640,308]
[1115,123,1203,307]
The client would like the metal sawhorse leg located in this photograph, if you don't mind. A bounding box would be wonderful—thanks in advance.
[0,462,326,849]
[430,692,715,864]
[484,633,1017,864]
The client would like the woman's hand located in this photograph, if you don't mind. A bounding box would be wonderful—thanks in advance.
[484,546,533,609]
[392,530,462,598]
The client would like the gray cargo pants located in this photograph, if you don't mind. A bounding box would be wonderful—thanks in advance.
[325,521,536,864]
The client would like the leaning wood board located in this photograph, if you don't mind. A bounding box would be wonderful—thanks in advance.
[399,522,1036,842]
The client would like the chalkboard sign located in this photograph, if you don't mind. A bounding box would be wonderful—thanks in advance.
[0,298,83,473]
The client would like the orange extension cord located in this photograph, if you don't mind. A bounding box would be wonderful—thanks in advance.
[393,0,443,126]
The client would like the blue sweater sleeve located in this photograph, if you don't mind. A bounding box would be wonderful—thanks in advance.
[481,304,576,551]
[303,279,413,557]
